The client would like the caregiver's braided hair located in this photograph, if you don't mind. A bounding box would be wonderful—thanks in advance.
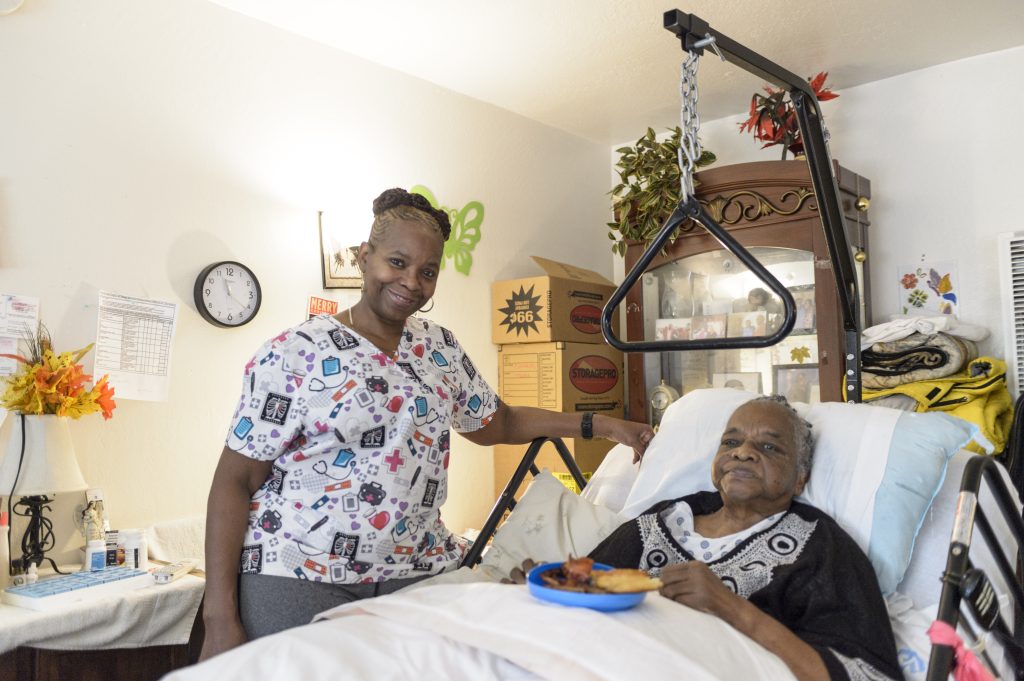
[370,188,452,243]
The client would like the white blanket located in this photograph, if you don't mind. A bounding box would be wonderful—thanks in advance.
[165,582,796,681]
[861,315,989,349]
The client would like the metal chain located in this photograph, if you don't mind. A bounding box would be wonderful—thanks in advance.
[678,51,702,202]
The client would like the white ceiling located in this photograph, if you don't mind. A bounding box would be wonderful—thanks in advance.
[208,0,1024,145]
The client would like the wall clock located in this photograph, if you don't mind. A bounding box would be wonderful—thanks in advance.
[193,261,262,328]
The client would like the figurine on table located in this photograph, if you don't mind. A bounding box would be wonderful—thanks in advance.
[81,500,105,542]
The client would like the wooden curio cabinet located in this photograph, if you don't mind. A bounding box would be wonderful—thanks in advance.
[624,160,872,424]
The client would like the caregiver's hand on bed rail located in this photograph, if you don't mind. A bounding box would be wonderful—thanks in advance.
[461,403,655,464]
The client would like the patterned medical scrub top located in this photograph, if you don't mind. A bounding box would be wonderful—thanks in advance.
[224,314,499,584]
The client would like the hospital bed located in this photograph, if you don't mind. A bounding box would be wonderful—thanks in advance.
[166,388,1023,681]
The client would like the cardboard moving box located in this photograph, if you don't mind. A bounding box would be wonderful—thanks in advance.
[498,341,624,415]
[491,256,619,344]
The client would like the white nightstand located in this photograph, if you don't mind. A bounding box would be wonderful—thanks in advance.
[0,567,204,681]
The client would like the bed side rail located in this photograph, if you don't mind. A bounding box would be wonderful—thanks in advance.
[461,437,586,569]
[927,455,1024,680]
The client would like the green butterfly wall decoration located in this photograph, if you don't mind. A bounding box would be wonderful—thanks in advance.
[410,185,483,276]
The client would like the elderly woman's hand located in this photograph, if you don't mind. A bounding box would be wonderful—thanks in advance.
[658,562,746,621]
[501,558,538,584]
[596,415,655,464]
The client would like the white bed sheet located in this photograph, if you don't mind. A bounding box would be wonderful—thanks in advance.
[165,582,796,681]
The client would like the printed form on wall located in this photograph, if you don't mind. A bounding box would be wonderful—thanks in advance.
[0,293,40,377]
[93,291,179,402]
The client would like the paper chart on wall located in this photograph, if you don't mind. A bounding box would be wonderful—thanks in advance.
[0,293,40,376]
[93,291,179,402]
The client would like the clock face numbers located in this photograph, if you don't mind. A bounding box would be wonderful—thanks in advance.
[194,261,262,328]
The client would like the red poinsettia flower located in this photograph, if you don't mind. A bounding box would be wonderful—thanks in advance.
[809,72,839,101]
[738,71,839,159]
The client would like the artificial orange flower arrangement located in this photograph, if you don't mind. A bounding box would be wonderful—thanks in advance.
[0,324,116,419]
[738,71,839,160]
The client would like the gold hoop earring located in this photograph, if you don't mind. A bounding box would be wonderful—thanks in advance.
[418,298,434,314]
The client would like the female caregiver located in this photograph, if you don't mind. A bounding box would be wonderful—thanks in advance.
[199,187,655,660]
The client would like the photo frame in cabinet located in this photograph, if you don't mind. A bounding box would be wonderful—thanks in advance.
[713,372,763,393]
[690,314,727,340]
[770,335,818,366]
[791,287,816,334]
[726,311,767,338]
[773,365,820,404]
[656,317,692,340]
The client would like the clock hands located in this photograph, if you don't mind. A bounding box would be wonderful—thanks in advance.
[225,280,251,309]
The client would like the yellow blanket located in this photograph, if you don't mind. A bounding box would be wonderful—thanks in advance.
[863,357,1013,454]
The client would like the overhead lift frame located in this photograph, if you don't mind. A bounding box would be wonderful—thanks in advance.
[601,10,862,406]
[468,13,1024,679]
[466,6,864,565]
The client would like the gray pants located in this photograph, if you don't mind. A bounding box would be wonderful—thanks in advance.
[238,572,432,639]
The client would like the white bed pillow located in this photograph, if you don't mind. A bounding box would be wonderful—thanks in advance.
[580,444,638,514]
[479,470,625,577]
[616,388,977,594]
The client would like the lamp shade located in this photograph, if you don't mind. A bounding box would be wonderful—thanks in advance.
[0,414,87,496]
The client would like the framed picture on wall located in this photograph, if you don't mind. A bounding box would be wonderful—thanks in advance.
[773,364,820,404]
[319,211,363,289]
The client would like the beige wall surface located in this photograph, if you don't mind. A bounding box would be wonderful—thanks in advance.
[0,0,613,563]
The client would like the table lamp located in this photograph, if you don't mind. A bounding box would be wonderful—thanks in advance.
[0,413,88,573]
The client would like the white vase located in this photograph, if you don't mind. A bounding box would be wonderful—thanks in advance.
[0,414,87,496]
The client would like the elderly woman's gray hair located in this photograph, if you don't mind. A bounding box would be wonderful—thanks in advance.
[750,395,815,477]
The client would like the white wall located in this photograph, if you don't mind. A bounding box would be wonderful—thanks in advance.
[0,0,613,563]
[614,46,1024,361]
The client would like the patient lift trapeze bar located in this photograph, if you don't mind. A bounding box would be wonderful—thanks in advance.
[465,8,867,569]
[602,10,864,403]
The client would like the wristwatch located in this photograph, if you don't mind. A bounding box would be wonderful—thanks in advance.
[581,411,594,440]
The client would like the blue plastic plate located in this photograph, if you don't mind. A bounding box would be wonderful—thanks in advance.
[526,562,647,612]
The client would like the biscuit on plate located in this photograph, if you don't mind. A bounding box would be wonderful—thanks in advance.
[592,569,663,593]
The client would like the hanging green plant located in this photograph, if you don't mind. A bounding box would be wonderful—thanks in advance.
[608,127,716,257]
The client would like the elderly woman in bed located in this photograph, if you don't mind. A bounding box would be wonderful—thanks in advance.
[516,396,901,681]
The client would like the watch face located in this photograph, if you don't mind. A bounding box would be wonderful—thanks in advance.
[194,261,262,327]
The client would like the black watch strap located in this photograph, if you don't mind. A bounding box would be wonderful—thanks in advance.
[581,411,594,440]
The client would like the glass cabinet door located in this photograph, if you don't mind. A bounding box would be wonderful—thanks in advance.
[641,246,821,424]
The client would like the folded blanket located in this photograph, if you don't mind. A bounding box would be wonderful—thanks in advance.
[864,357,1012,454]
[861,316,989,350]
[862,333,977,390]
